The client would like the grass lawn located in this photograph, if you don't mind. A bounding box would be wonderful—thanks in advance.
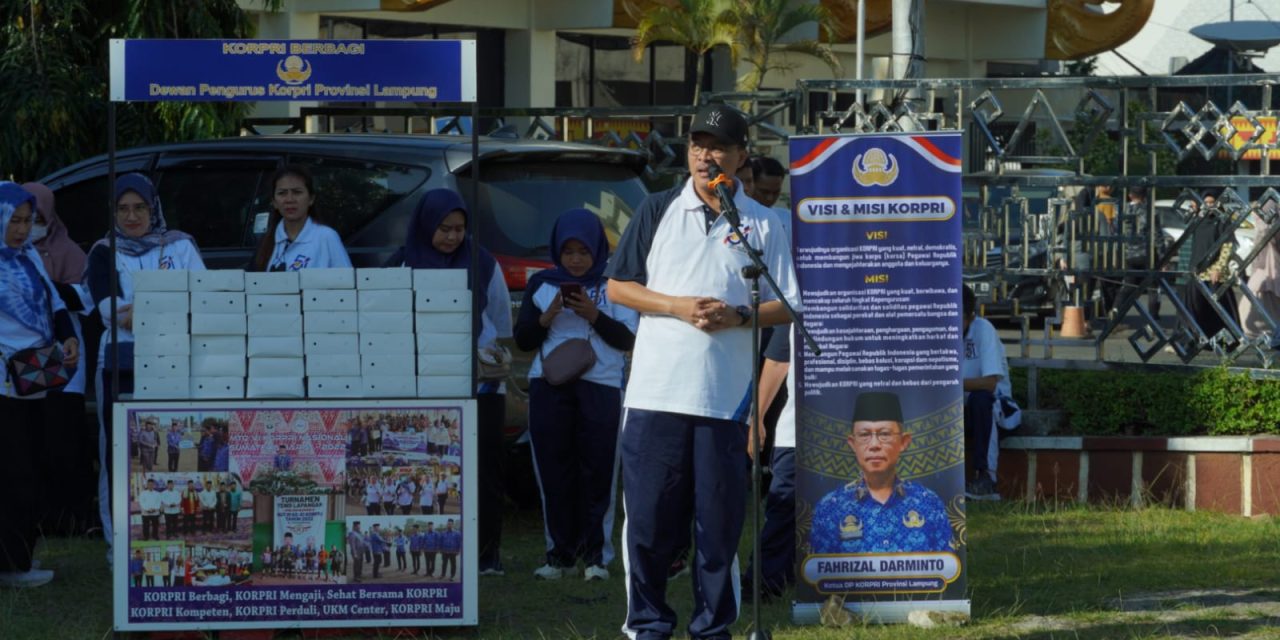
[5,501,1280,639]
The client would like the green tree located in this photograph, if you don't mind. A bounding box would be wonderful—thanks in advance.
[625,0,739,106]
[722,0,841,92]
[0,1,278,180]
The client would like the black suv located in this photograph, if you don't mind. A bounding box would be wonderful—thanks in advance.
[41,133,651,439]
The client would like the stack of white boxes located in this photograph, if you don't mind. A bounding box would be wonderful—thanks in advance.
[414,269,472,398]
[190,271,248,399]
[302,268,360,397]
[124,267,476,401]
[132,270,191,399]
[357,268,417,398]
[244,272,304,399]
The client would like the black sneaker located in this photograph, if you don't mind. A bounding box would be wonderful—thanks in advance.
[965,475,1002,502]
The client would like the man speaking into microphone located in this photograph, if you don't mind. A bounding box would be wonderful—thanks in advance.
[606,104,799,640]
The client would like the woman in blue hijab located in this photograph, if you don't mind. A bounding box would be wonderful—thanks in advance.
[392,188,512,575]
[514,208,637,581]
[0,182,80,588]
[84,174,205,547]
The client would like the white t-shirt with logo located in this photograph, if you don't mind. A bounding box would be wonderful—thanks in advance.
[268,217,351,271]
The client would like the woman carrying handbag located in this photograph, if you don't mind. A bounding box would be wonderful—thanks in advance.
[514,208,637,581]
[0,182,81,588]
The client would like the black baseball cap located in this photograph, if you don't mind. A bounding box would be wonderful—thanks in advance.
[689,104,749,147]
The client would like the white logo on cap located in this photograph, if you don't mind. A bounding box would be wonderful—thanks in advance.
[707,110,723,127]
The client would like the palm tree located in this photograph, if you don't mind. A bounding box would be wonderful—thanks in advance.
[723,0,842,92]
[625,0,739,106]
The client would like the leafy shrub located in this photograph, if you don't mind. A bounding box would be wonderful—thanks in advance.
[1016,366,1280,436]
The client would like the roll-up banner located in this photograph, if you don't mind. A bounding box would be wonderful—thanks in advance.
[788,132,969,623]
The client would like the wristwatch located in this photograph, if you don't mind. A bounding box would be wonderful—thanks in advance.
[734,305,752,327]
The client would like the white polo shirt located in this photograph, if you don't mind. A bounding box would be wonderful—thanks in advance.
[962,316,1011,399]
[606,178,798,422]
[267,217,352,271]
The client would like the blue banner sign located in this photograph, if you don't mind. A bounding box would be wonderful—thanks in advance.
[788,132,969,623]
[109,39,476,103]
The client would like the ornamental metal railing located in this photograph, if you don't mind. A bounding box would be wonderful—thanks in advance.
[240,73,1280,370]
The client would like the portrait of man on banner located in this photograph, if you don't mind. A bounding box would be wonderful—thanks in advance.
[809,391,953,555]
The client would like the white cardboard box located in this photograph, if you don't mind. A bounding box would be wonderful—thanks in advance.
[247,294,301,314]
[191,292,246,315]
[190,353,247,377]
[304,311,358,334]
[244,271,300,294]
[191,335,246,358]
[133,292,189,314]
[358,267,412,290]
[416,332,471,355]
[134,376,190,399]
[415,312,470,334]
[189,270,245,292]
[305,354,360,377]
[359,311,413,334]
[417,375,471,398]
[360,354,415,376]
[358,289,414,312]
[360,333,415,355]
[308,376,363,398]
[133,312,188,336]
[249,357,304,378]
[413,269,467,291]
[414,289,470,312]
[299,268,355,290]
[190,377,244,399]
[136,334,192,357]
[247,376,305,399]
[134,356,190,378]
[305,333,359,356]
[362,375,416,398]
[132,270,188,292]
[190,313,247,336]
[247,335,304,358]
[248,313,303,337]
[303,290,357,312]
[418,354,472,377]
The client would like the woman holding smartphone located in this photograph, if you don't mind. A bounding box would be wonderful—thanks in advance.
[514,208,637,581]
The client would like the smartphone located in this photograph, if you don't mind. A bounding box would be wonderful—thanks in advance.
[560,283,583,300]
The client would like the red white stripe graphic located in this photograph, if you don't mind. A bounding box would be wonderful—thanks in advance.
[900,135,962,173]
[790,137,855,176]
[791,135,961,176]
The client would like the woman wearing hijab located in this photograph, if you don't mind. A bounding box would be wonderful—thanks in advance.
[0,182,81,588]
[389,188,512,576]
[514,209,637,581]
[85,174,205,544]
[21,182,97,534]
[250,165,351,272]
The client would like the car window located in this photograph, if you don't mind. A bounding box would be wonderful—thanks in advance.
[155,162,275,249]
[287,155,429,239]
[53,177,113,250]
[458,162,646,259]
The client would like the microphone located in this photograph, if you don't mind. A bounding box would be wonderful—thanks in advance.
[705,161,741,229]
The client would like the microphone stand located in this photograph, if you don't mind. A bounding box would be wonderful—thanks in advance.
[708,170,818,640]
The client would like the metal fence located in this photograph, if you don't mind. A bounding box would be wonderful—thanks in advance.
[242,73,1280,370]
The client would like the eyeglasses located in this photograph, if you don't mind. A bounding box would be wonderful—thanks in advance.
[688,138,732,159]
[116,203,151,218]
[852,430,901,445]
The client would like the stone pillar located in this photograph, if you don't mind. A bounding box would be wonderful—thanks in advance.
[501,28,556,135]
[250,10,321,129]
